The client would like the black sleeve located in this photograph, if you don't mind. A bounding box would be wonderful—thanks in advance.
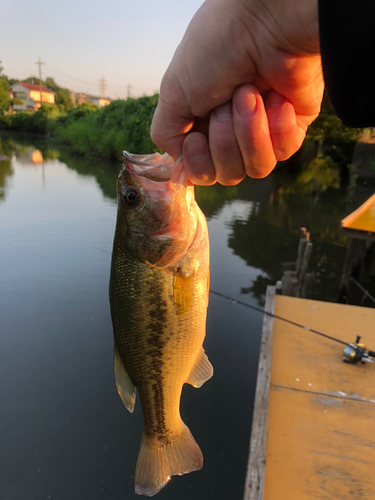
[318,0,375,128]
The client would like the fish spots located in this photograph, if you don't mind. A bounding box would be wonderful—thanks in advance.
[142,274,171,437]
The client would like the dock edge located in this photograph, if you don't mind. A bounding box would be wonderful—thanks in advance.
[243,285,275,500]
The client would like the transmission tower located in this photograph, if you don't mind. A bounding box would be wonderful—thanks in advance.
[35,57,45,107]
[99,76,107,98]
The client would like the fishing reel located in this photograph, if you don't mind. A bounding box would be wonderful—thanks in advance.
[343,335,375,364]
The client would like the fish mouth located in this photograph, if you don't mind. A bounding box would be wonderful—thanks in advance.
[122,151,183,182]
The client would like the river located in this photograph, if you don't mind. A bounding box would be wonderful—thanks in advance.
[0,133,374,500]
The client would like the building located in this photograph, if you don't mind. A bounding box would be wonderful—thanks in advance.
[87,96,112,107]
[11,82,55,112]
[74,93,112,107]
[75,93,88,105]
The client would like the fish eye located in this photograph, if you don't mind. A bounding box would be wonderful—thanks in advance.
[123,188,141,208]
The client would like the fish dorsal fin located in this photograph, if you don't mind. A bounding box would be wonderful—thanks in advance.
[114,345,136,413]
[187,348,214,388]
[173,273,194,319]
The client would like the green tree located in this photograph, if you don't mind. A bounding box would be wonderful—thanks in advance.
[0,78,11,113]
[45,77,74,110]
[0,61,11,113]
[56,89,74,110]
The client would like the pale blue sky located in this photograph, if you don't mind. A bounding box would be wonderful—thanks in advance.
[1,0,204,98]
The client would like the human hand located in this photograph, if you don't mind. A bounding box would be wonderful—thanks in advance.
[151,0,324,185]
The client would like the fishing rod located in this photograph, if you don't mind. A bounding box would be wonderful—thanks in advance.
[209,289,375,365]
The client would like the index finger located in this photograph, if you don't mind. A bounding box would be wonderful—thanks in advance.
[150,79,195,160]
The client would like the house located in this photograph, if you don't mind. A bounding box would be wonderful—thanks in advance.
[75,93,112,107]
[11,82,55,111]
[76,93,88,105]
[87,96,112,107]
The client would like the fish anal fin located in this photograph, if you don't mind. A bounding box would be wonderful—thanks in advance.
[114,345,136,413]
[187,348,213,388]
[135,423,203,497]
[173,273,194,319]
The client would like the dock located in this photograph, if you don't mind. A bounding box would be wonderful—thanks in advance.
[244,286,375,500]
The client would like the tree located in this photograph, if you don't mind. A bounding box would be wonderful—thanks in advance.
[0,61,12,113]
[56,89,74,110]
[45,77,74,110]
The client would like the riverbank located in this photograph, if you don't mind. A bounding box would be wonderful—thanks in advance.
[0,94,161,160]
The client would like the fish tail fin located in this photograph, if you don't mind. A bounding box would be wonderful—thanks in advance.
[134,423,203,497]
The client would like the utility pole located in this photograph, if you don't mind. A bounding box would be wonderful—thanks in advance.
[35,57,45,108]
[127,84,133,99]
[99,76,107,98]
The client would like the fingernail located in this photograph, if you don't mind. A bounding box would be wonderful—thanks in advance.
[235,90,257,117]
[186,136,207,162]
[214,103,232,122]
[268,92,286,108]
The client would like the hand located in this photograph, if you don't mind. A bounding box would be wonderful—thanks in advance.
[151,0,324,185]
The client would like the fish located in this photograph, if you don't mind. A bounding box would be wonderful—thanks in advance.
[109,151,212,496]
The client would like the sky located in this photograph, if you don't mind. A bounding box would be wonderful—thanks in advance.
[1,0,205,99]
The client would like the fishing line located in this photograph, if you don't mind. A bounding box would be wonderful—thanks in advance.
[209,289,347,346]
[350,277,375,304]
[92,243,348,347]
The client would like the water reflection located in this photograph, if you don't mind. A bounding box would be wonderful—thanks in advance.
[1,132,373,307]
[0,137,14,202]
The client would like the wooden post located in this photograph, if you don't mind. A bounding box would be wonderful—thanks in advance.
[244,286,275,500]
[297,242,313,298]
[296,228,310,278]
[338,238,365,303]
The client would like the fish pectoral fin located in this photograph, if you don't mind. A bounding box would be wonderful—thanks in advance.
[114,345,136,413]
[173,273,194,319]
[187,348,214,388]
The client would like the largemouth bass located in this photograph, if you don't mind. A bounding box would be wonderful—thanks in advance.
[109,151,212,496]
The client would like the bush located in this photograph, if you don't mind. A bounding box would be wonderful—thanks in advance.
[305,94,360,167]
[52,95,161,159]
[0,104,62,134]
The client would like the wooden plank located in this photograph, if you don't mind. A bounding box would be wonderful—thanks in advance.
[262,295,375,499]
[243,286,275,500]
[264,386,375,500]
[270,296,375,401]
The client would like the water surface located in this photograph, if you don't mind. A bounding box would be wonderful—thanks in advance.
[1,134,373,500]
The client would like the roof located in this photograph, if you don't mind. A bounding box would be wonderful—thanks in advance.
[341,193,375,233]
[13,82,55,94]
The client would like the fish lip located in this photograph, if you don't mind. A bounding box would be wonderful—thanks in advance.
[123,151,183,166]
[122,151,183,180]
[123,151,172,167]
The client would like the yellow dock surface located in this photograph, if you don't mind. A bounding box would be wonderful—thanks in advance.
[265,295,375,500]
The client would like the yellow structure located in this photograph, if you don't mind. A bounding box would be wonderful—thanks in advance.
[245,289,375,500]
[342,193,375,233]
